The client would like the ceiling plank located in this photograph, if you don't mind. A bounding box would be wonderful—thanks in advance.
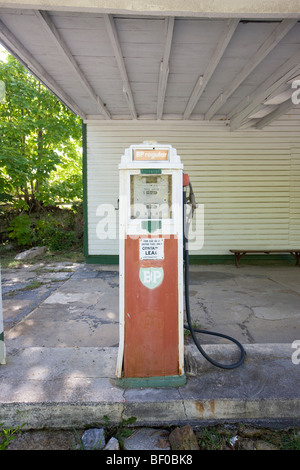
[183,18,239,120]
[157,16,175,120]
[205,19,297,120]
[255,99,296,129]
[229,56,300,130]
[34,10,111,119]
[0,17,85,118]
[104,14,137,119]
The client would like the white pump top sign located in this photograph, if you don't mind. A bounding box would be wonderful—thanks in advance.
[119,141,183,169]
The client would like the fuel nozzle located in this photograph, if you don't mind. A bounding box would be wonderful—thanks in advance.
[187,181,197,217]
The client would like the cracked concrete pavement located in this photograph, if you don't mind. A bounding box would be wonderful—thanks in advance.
[187,264,300,344]
[1,261,300,428]
[2,262,300,349]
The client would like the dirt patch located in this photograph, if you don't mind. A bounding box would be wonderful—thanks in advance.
[4,425,300,451]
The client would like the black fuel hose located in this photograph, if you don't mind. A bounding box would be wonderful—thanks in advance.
[183,189,246,369]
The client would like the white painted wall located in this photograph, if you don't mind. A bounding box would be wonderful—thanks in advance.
[86,118,300,257]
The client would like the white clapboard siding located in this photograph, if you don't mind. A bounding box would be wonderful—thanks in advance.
[86,120,300,256]
[290,148,300,247]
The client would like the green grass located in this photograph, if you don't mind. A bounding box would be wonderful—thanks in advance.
[0,423,26,450]
[197,428,226,450]
[0,244,84,269]
[276,428,300,450]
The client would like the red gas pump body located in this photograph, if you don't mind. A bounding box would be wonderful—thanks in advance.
[123,235,179,378]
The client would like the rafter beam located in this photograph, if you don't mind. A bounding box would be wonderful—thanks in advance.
[255,99,295,129]
[34,10,111,119]
[205,19,297,120]
[183,18,239,120]
[104,14,137,119]
[229,55,300,130]
[0,17,85,118]
[157,16,175,120]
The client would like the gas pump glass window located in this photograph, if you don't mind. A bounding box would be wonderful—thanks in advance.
[130,174,172,220]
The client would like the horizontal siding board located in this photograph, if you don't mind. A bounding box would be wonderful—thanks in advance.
[86,121,300,256]
[289,149,300,245]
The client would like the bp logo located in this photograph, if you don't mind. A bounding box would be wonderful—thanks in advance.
[139,267,164,289]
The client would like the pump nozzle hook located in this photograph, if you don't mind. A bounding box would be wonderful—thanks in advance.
[186,181,197,217]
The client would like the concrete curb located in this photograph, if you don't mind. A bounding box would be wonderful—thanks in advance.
[0,344,299,429]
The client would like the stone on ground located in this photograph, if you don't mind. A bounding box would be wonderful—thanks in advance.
[169,425,199,450]
[123,428,170,450]
[81,428,106,450]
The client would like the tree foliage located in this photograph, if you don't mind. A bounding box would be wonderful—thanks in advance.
[0,53,82,212]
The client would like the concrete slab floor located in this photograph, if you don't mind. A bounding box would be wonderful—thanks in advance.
[187,264,300,345]
[0,261,300,428]
[2,262,300,349]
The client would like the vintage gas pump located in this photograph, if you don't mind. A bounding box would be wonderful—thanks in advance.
[116,142,246,388]
[116,142,186,387]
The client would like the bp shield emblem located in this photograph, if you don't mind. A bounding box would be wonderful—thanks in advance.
[139,267,164,289]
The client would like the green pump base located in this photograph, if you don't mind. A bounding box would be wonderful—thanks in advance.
[117,374,186,389]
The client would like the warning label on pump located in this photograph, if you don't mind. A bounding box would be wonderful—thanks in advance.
[139,238,164,260]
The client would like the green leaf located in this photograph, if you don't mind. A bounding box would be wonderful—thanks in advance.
[0,53,82,209]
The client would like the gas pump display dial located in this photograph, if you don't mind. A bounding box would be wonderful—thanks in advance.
[130,174,172,219]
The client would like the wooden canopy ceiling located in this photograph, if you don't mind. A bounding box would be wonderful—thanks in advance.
[0,7,300,129]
